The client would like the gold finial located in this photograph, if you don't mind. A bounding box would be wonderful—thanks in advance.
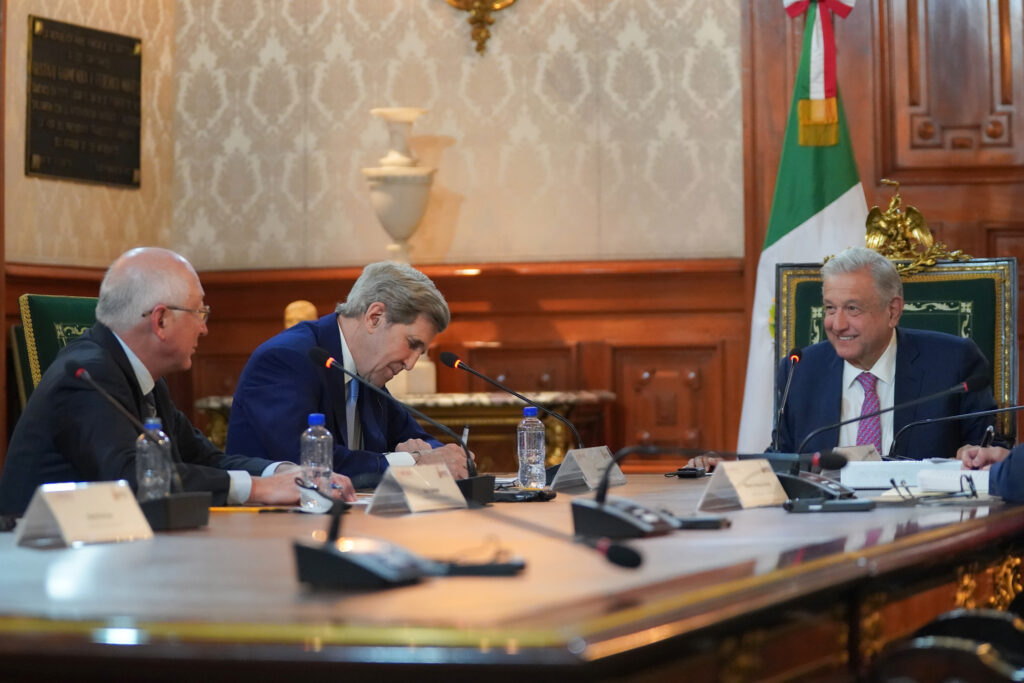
[865,178,969,275]
[446,0,517,55]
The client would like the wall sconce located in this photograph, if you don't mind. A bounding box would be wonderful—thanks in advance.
[446,0,517,55]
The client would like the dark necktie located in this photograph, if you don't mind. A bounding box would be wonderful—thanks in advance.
[143,391,158,419]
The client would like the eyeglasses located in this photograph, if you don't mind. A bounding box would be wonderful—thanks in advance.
[889,475,979,504]
[142,305,211,323]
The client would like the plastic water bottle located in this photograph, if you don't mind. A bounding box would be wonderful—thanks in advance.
[517,406,546,489]
[300,413,333,509]
[136,417,171,502]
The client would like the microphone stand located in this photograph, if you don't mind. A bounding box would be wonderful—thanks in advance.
[795,381,979,455]
[439,352,584,449]
[571,445,687,538]
[888,404,1024,458]
[772,350,802,452]
[70,364,210,531]
[310,349,494,506]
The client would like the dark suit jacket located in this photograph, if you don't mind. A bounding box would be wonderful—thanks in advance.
[226,314,440,486]
[773,327,997,458]
[0,323,274,516]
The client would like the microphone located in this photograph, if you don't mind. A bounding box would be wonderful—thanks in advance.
[578,536,642,568]
[772,348,802,451]
[439,351,584,450]
[478,506,642,569]
[888,404,1024,459]
[67,363,210,530]
[795,372,991,455]
[572,444,710,538]
[309,347,494,505]
[739,449,847,470]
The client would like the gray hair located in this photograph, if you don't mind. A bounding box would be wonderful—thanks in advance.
[336,261,450,332]
[821,246,903,303]
[95,248,195,331]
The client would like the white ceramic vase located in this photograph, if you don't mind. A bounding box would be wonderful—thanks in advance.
[362,108,436,263]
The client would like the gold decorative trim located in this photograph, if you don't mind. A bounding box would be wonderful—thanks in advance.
[446,0,516,55]
[954,562,980,609]
[18,294,43,387]
[858,591,888,664]
[989,553,1023,610]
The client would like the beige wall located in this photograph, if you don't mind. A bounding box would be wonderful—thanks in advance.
[5,0,742,269]
[5,0,175,267]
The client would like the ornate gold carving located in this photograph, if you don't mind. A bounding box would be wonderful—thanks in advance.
[858,592,888,663]
[865,179,971,275]
[446,0,517,55]
[954,563,980,609]
[988,553,1023,610]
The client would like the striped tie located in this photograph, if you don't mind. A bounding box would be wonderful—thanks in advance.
[855,372,882,452]
[346,379,361,449]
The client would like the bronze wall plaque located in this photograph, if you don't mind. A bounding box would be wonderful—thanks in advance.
[25,16,142,187]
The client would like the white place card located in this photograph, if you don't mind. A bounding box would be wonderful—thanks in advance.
[550,446,626,491]
[16,480,153,548]
[697,460,788,512]
[366,464,468,515]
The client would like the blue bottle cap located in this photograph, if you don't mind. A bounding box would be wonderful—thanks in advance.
[143,417,162,429]
[308,413,325,426]
[523,406,538,418]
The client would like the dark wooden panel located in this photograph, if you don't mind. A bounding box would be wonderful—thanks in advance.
[879,0,1024,182]
[463,345,575,392]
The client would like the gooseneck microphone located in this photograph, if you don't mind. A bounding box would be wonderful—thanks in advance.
[67,362,185,493]
[67,363,210,530]
[888,404,1024,459]
[439,351,584,450]
[309,347,494,504]
[795,373,991,455]
[772,348,802,451]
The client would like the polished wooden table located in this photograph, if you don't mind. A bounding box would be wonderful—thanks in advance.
[1,476,1022,681]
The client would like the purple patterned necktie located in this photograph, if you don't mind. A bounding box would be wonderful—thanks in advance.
[855,372,882,452]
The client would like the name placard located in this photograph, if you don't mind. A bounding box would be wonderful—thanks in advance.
[550,446,626,491]
[16,480,153,548]
[697,460,788,512]
[366,465,467,515]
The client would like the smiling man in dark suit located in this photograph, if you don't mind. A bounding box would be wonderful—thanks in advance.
[773,246,996,459]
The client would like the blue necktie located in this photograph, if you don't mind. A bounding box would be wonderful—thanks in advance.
[346,379,360,448]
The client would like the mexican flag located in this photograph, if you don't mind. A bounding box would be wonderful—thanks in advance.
[736,0,866,452]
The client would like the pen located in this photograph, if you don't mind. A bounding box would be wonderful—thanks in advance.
[462,424,470,446]
[981,425,996,448]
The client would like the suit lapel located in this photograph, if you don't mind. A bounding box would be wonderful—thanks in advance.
[893,328,923,432]
[312,315,353,447]
[822,352,844,448]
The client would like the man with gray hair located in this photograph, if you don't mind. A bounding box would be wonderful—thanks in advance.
[0,247,355,516]
[227,261,472,487]
[771,245,998,458]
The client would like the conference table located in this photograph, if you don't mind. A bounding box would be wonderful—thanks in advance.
[1,475,1023,681]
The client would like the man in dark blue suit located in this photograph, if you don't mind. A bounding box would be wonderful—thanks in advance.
[0,248,354,516]
[226,262,471,487]
[773,247,996,459]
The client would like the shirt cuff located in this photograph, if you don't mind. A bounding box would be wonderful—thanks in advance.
[385,451,416,467]
[268,461,298,475]
[227,471,252,504]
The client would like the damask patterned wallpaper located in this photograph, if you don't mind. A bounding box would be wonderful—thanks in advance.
[5,0,742,269]
[5,0,175,266]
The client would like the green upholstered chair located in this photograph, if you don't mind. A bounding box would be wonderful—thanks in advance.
[8,324,33,410]
[775,258,1018,435]
[18,294,98,391]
